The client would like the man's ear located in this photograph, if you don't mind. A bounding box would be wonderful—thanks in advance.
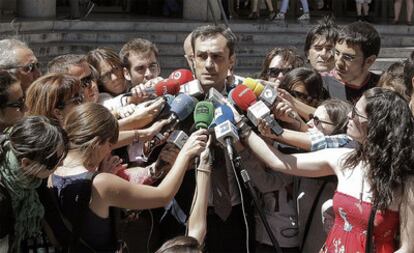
[53,108,64,122]
[364,55,376,69]
[20,157,32,168]
[123,67,131,81]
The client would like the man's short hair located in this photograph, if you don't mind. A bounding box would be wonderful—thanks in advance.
[47,54,86,73]
[191,25,237,57]
[337,22,381,59]
[119,38,159,69]
[304,16,338,57]
[403,51,414,97]
[0,39,29,69]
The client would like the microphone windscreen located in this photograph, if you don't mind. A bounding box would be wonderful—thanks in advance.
[194,101,214,130]
[243,78,264,97]
[170,93,197,121]
[231,85,257,111]
[154,79,181,96]
[212,104,235,127]
[169,69,194,85]
[163,94,175,106]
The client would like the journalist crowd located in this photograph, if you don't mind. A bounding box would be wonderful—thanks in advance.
[1,17,414,253]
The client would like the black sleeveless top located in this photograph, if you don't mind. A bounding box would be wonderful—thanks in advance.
[51,172,118,252]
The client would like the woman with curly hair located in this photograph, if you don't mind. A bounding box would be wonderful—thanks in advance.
[242,87,414,252]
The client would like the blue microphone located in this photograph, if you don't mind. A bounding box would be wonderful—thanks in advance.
[213,104,239,160]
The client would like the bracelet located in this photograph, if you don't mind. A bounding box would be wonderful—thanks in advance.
[196,167,212,174]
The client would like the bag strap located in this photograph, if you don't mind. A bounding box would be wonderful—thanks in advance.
[49,172,99,253]
[365,204,377,253]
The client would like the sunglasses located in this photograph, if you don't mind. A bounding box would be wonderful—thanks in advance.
[351,106,368,120]
[57,94,84,109]
[4,97,26,112]
[18,62,40,74]
[80,74,94,88]
[267,67,292,78]
[309,114,334,126]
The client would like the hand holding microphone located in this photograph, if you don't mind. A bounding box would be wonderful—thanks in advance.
[126,78,181,100]
[180,129,209,159]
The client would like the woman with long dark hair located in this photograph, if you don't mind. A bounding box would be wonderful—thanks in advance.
[242,87,414,252]
[0,116,68,252]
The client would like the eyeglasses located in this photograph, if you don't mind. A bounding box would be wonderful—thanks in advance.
[4,97,26,112]
[80,74,94,88]
[13,62,40,74]
[57,94,84,109]
[351,106,368,120]
[309,114,335,126]
[334,49,363,63]
[134,63,159,74]
[267,67,292,78]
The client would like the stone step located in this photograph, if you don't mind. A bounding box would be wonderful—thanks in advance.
[3,20,414,35]
[30,41,414,61]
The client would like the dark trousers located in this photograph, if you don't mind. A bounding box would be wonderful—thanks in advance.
[205,204,255,253]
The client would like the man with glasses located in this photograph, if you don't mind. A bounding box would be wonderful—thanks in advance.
[47,54,99,103]
[0,71,25,134]
[0,39,41,93]
[322,22,381,103]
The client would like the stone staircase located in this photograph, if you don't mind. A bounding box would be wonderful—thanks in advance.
[1,19,414,77]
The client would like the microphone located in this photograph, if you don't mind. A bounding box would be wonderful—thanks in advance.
[179,79,204,97]
[194,101,215,130]
[207,87,243,123]
[124,79,181,97]
[167,130,189,149]
[169,69,194,85]
[232,85,284,136]
[259,84,278,107]
[154,93,197,141]
[193,101,214,167]
[243,78,264,97]
[213,104,239,160]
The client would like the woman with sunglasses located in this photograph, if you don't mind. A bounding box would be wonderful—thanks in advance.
[50,103,208,252]
[0,116,68,252]
[25,73,84,126]
[259,47,304,86]
[0,71,26,133]
[242,87,414,253]
[261,98,352,151]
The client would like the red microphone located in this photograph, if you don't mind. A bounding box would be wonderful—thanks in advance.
[169,69,194,85]
[124,79,180,97]
[231,85,257,111]
[153,79,181,96]
[232,84,284,135]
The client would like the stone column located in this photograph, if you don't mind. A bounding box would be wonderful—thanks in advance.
[183,0,220,21]
[17,0,56,18]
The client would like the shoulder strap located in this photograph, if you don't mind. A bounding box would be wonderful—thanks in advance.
[49,172,99,253]
[365,204,377,253]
